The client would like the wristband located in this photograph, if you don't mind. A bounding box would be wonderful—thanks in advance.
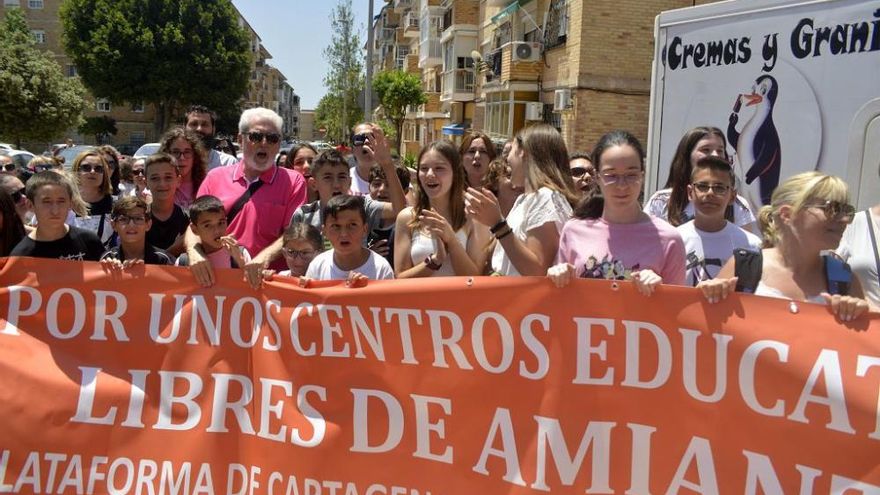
[489,218,508,234]
[424,255,442,270]
[495,226,513,241]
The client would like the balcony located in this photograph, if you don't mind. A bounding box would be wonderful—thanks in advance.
[403,12,419,37]
[440,69,475,102]
[393,0,413,13]
[418,92,443,117]
[419,39,442,68]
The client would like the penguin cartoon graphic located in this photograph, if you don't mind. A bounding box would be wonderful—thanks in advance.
[727,75,782,205]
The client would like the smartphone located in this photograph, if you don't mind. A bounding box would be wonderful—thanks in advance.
[369,227,392,243]
[824,255,852,295]
[353,133,370,147]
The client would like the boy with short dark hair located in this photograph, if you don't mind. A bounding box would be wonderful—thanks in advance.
[10,172,104,261]
[101,196,174,266]
[678,156,762,286]
[305,194,394,283]
[144,153,188,256]
[176,195,250,269]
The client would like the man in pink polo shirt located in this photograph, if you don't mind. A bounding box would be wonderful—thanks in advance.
[185,107,307,286]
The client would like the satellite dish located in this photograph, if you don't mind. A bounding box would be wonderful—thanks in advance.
[515,43,532,59]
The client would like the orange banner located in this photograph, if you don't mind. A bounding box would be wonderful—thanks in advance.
[1,256,879,495]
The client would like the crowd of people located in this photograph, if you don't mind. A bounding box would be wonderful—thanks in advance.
[1,105,877,323]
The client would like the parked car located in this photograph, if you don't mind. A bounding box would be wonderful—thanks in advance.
[57,145,95,168]
[133,143,160,158]
[7,150,35,171]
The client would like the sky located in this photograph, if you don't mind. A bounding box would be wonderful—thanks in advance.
[231,0,373,111]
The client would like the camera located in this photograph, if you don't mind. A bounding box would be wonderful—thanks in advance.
[353,133,370,147]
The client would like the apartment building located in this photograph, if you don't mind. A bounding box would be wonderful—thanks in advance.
[2,1,299,151]
[377,0,711,155]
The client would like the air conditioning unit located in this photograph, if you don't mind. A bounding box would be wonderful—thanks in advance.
[553,88,573,112]
[525,102,544,121]
[511,41,542,62]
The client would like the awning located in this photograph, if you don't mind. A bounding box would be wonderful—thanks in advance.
[490,0,533,24]
[442,123,466,136]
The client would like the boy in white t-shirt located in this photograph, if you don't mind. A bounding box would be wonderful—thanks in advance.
[305,194,394,285]
[677,156,761,286]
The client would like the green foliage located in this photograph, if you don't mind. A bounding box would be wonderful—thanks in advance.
[0,9,87,146]
[78,115,117,143]
[402,153,417,170]
[321,0,364,143]
[60,0,251,133]
[373,70,426,153]
[315,93,363,144]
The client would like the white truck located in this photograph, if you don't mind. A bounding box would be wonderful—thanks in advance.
[646,0,880,210]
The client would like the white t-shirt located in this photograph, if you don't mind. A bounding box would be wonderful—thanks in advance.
[491,187,572,276]
[349,165,372,196]
[676,220,762,286]
[837,209,880,306]
[306,249,395,281]
[208,149,238,170]
[645,188,757,230]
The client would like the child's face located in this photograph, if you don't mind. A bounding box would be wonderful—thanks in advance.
[191,210,228,251]
[688,168,734,219]
[369,176,389,202]
[311,164,351,201]
[32,184,71,228]
[112,207,151,244]
[146,161,180,202]
[324,209,367,256]
[282,238,320,277]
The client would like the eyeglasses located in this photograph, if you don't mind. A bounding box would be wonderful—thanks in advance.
[11,187,26,204]
[281,247,317,260]
[132,169,145,176]
[78,164,104,174]
[1,163,16,172]
[112,215,148,226]
[170,149,193,159]
[692,182,731,194]
[247,132,281,145]
[805,200,856,221]
[570,167,593,179]
[599,172,642,186]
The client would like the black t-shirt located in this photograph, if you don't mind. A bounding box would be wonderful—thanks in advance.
[9,226,104,261]
[100,244,175,265]
[147,205,189,250]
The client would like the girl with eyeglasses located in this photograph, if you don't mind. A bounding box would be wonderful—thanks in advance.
[274,223,324,278]
[645,126,757,233]
[700,172,874,321]
[159,127,208,210]
[71,150,116,246]
[547,130,686,295]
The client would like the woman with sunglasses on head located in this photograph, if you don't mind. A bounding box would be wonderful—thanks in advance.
[158,127,208,210]
[0,188,26,256]
[645,126,757,232]
[465,124,579,276]
[700,172,873,321]
[547,130,686,295]
[71,150,116,246]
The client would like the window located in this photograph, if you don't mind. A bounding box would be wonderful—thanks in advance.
[27,0,43,8]
[494,22,512,49]
[96,99,111,112]
[544,0,569,49]
[66,65,78,77]
[32,30,46,44]
[130,101,144,113]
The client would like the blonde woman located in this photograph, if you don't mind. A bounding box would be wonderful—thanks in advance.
[70,150,115,245]
[699,171,872,321]
[465,124,578,276]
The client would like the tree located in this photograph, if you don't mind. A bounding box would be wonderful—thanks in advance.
[78,116,117,144]
[60,0,251,135]
[322,0,364,144]
[0,9,86,148]
[373,70,426,154]
[315,93,363,145]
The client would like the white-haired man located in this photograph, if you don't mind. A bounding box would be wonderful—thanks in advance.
[186,107,307,286]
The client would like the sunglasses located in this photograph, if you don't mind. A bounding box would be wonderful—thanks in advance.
[34,164,54,172]
[805,200,856,221]
[11,187,26,203]
[281,247,317,260]
[132,169,145,176]
[78,164,104,174]
[112,215,148,226]
[692,182,731,194]
[246,132,281,145]
[570,167,592,179]
[1,163,16,172]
